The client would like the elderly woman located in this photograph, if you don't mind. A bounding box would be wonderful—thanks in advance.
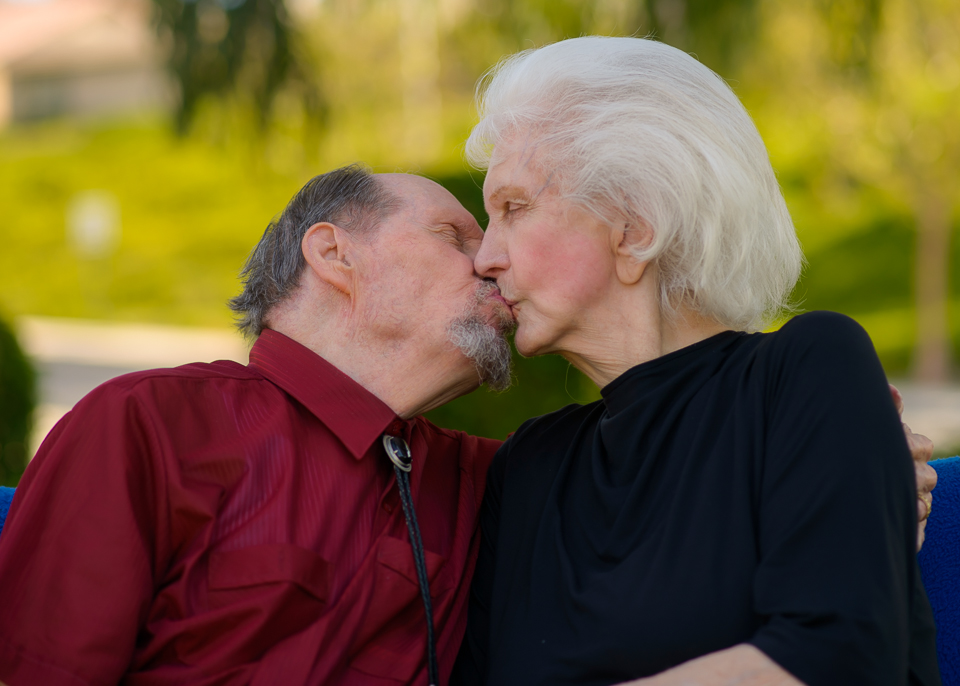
[453,37,940,685]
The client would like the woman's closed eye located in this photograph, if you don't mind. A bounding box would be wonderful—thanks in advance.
[502,201,527,218]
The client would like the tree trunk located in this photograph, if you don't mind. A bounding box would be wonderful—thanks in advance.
[913,187,952,383]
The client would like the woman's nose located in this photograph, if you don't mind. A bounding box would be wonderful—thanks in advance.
[474,223,508,278]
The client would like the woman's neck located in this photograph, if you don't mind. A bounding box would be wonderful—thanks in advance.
[558,298,731,389]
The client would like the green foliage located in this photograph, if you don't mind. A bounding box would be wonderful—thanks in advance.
[644,0,760,74]
[151,0,324,134]
[816,0,882,78]
[0,119,305,326]
[0,315,36,486]
[478,0,635,45]
[427,350,600,441]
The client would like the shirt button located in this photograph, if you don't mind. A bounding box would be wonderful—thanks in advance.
[382,501,394,514]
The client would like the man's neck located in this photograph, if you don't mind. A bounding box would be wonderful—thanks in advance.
[268,309,480,420]
[318,339,480,419]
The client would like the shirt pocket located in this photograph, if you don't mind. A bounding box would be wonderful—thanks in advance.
[206,543,330,663]
[348,535,453,683]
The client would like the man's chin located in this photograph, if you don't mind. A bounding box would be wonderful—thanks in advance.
[447,316,514,392]
[487,303,517,336]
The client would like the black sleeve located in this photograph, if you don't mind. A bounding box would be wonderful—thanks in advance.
[747,312,938,685]
[451,439,510,686]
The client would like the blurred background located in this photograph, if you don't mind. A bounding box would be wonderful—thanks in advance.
[0,0,958,485]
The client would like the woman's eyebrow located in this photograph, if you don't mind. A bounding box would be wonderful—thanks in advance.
[485,185,529,204]
[487,175,555,206]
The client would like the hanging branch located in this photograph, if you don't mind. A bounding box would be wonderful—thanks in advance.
[150,0,325,135]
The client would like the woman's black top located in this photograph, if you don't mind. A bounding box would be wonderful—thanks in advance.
[453,312,940,686]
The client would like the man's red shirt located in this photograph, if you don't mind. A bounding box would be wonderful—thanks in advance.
[0,329,502,686]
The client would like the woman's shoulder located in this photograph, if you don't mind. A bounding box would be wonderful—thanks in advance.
[773,310,869,341]
[752,311,889,409]
[760,310,876,365]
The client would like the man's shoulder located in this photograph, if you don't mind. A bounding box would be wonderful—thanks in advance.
[111,359,255,386]
[85,360,258,400]
[65,360,269,430]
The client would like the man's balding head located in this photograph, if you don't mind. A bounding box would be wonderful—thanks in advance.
[230,165,401,338]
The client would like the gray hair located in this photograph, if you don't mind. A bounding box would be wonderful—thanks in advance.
[466,36,802,331]
[448,280,516,391]
[229,164,400,338]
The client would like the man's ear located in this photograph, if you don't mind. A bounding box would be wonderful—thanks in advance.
[614,222,653,285]
[302,222,355,294]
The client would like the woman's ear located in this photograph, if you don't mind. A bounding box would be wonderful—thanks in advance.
[302,222,355,294]
[614,223,653,285]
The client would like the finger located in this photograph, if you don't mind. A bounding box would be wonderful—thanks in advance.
[917,520,928,552]
[918,493,933,525]
[890,384,904,416]
[906,430,934,465]
[916,461,938,494]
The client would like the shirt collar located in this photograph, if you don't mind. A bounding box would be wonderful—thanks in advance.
[248,329,400,460]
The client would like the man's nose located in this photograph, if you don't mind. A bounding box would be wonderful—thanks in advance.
[474,223,508,278]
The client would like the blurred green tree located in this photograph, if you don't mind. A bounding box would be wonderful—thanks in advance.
[150,0,325,135]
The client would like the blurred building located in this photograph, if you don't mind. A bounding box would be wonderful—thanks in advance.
[0,0,171,126]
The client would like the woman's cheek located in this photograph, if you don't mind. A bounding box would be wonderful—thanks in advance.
[546,245,613,310]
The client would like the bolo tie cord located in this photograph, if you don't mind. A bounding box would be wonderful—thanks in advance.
[383,434,440,686]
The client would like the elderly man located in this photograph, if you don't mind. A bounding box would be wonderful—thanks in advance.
[0,165,513,686]
[0,163,937,686]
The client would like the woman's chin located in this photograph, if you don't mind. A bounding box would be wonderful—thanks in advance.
[513,326,551,359]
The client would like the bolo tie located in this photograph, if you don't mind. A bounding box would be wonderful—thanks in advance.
[382,433,440,686]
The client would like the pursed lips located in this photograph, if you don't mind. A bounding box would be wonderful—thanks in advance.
[477,282,518,327]
[494,290,518,315]
[489,290,514,309]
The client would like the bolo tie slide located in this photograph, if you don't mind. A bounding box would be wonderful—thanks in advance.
[382,434,439,686]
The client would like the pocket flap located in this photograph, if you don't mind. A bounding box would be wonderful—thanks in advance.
[209,543,330,602]
[376,535,452,594]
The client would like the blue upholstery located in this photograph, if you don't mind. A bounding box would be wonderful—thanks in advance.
[0,486,13,537]
[919,456,960,685]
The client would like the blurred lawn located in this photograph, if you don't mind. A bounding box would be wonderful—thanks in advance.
[0,117,300,327]
[1,116,958,439]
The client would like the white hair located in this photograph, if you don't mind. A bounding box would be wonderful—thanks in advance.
[466,36,802,331]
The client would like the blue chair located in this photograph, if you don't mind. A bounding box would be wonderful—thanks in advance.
[919,456,960,685]
[0,486,13,536]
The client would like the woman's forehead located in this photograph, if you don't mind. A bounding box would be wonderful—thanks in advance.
[484,146,556,202]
